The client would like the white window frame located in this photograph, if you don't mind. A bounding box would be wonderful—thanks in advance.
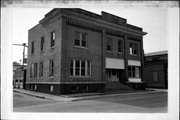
[70,60,91,77]
[107,37,112,52]
[128,66,140,78]
[39,62,43,78]
[40,36,45,51]
[118,39,123,53]
[50,85,54,92]
[130,42,138,55]
[50,31,55,47]
[74,31,88,48]
[49,59,54,77]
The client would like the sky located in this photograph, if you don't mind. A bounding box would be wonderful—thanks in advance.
[12,7,168,63]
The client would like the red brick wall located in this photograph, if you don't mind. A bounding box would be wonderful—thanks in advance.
[27,17,62,83]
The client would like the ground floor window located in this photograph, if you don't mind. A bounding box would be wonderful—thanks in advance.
[70,59,91,77]
[49,59,54,77]
[128,66,140,78]
[49,85,54,92]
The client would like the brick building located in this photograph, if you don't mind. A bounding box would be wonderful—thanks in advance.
[26,8,147,94]
[144,50,168,89]
[13,62,26,89]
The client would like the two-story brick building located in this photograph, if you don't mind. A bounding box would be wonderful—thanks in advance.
[26,8,147,94]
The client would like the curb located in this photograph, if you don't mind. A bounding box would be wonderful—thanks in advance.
[14,89,165,102]
[69,90,163,102]
[14,89,46,99]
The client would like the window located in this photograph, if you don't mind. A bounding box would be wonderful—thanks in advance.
[31,41,34,54]
[81,33,88,47]
[118,40,123,53]
[70,60,74,76]
[81,60,85,76]
[128,66,140,78]
[74,31,88,48]
[40,36,44,51]
[75,31,80,46]
[35,85,37,90]
[30,63,34,78]
[70,60,91,77]
[49,59,54,77]
[87,61,91,76]
[49,85,53,92]
[130,43,138,55]
[34,63,38,78]
[39,62,43,77]
[75,60,80,76]
[50,31,55,47]
[107,37,112,51]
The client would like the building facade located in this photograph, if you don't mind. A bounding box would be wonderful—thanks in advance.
[26,8,147,94]
[13,62,26,89]
[144,51,168,89]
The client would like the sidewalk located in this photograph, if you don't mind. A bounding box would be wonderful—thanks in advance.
[13,88,163,102]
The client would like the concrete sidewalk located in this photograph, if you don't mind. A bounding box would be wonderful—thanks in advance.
[13,88,163,102]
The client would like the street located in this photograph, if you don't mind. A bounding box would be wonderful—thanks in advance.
[14,91,167,113]
[13,92,57,108]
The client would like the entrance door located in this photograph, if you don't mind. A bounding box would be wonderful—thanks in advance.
[107,69,119,82]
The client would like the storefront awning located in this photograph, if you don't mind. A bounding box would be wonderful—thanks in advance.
[106,58,124,69]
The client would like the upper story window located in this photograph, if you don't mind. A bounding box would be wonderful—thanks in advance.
[31,41,34,55]
[118,40,123,53]
[130,43,138,55]
[39,62,43,78]
[70,59,91,77]
[40,36,44,51]
[107,37,112,51]
[74,31,88,48]
[49,59,54,77]
[128,66,140,78]
[50,31,55,47]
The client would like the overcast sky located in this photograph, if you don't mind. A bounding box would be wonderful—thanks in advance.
[12,7,168,63]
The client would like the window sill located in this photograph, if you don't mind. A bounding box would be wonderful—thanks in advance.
[130,54,138,56]
[118,52,123,54]
[106,51,113,53]
[49,76,54,79]
[69,76,91,78]
[74,46,88,49]
[50,46,55,49]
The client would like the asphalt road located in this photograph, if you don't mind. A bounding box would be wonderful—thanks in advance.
[14,91,167,113]
[13,92,57,108]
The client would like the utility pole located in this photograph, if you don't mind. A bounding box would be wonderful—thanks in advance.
[13,43,28,89]
[13,43,28,65]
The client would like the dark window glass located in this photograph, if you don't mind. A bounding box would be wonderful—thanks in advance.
[39,62,43,77]
[75,32,80,46]
[49,60,54,77]
[75,60,80,76]
[31,41,34,54]
[87,61,91,76]
[118,40,123,53]
[129,43,138,55]
[81,61,85,76]
[70,60,73,76]
[81,33,87,47]
[50,31,55,47]
[40,37,44,51]
[34,63,37,77]
[107,38,112,51]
